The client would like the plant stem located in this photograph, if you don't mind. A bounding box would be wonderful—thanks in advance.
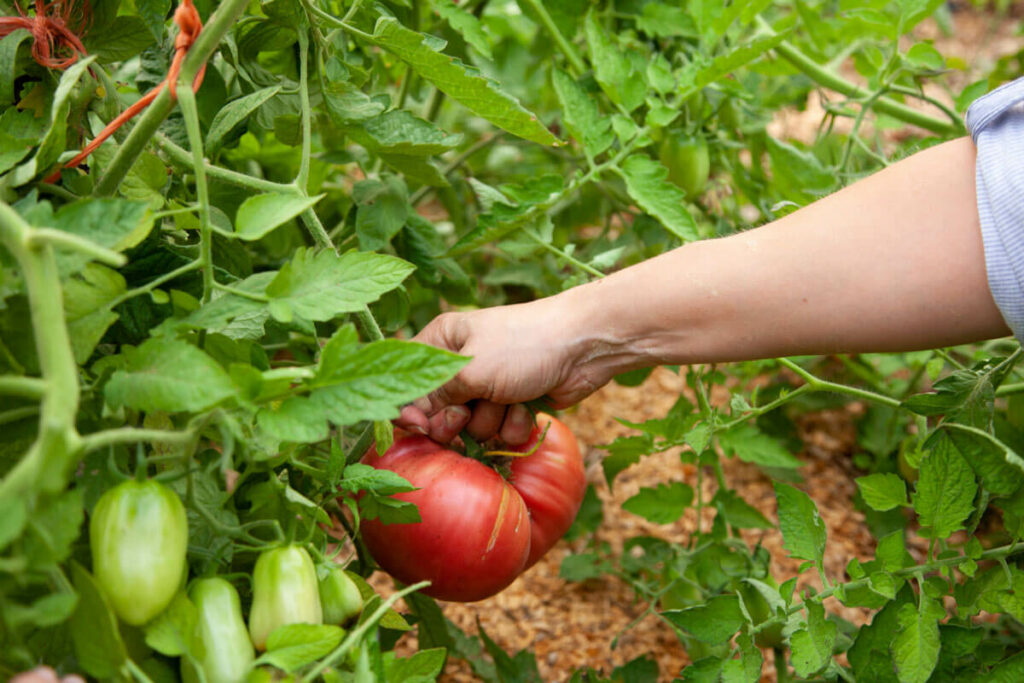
[108,260,203,308]
[79,428,197,455]
[519,0,586,74]
[777,357,901,408]
[0,376,46,399]
[94,0,252,196]
[755,17,962,136]
[0,203,82,500]
[525,230,605,278]
[176,85,214,304]
[296,29,313,192]
[299,208,335,251]
[301,580,431,682]
[26,228,126,267]
[774,647,790,683]
[155,134,297,194]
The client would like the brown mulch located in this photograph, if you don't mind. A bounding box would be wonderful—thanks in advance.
[373,367,879,682]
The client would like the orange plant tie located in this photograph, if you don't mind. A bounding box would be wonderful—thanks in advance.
[0,0,90,70]
[45,0,206,183]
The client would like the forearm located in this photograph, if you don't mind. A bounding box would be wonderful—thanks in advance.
[564,137,1010,373]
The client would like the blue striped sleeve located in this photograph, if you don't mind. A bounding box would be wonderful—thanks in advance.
[966,77,1024,342]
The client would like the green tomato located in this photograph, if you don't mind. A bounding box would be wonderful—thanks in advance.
[90,479,188,626]
[658,133,710,198]
[318,565,363,625]
[248,545,322,651]
[182,578,254,683]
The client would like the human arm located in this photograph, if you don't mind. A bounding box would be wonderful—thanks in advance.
[400,137,1010,442]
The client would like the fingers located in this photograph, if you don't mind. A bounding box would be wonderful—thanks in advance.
[465,400,506,441]
[499,404,534,445]
[426,405,471,443]
[395,404,430,436]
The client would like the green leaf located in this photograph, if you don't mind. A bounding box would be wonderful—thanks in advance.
[712,489,773,529]
[432,0,492,59]
[848,586,914,682]
[718,422,803,469]
[622,482,693,524]
[257,624,345,672]
[85,16,156,63]
[912,436,977,539]
[584,12,645,112]
[266,249,414,323]
[0,29,31,107]
[893,595,943,683]
[234,193,324,241]
[774,483,827,563]
[137,0,172,40]
[144,592,197,657]
[856,473,909,511]
[24,489,84,567]
[477,621,543,683]
[662,595,746,644]
[559,552,609,582]
[930,427,1024,496]
[257,396,329,443]
[338,463,417,496]
[385,647,447,683]
[354,176,409,250]
[206,86,282,152]
[551,70,613,158]
[183,272,274,339]
[70,562,128,679]
[105,336,236,412]
[310,335,468,425]
[618,155,698,241]
[790,601,836,677]
[63,264,126,363]
[53,198,153,276]
[371,17,559,146]
[0,490,27,551]
[351,110,462,156]
[601,434,655,488]
[683,31,791,94]
[765,137,835,197]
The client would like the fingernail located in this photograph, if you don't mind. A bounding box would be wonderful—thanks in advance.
[445,405,470,428]
[408,425,428,436]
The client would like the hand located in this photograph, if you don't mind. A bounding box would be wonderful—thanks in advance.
[397,293,621,444]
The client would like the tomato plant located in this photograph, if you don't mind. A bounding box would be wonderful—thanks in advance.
[183,577,254,683]
[248,545,323,651]
[317,564,363,625]
[657,132,710,199]
[89,479,188,626]
[0,0,1020,680]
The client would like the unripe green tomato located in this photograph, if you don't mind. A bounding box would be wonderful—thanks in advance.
[248,545,322,651]
[318,565,363,625]
[658,133,710,198]
[181,578,254,683]
[90,479,188,626]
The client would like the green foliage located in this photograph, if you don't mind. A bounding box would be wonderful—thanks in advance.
[0,0,1019,681]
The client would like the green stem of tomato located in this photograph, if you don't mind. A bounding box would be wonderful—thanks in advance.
[0,203,82,501]
[774,647,790,683]
[520,0,586,75]
[302,580,431,682]
[94,0,252,196]
[0,376,47,399]
[296,29,313,192]
[176,85,214,305]
[155,134,299,195]
[755,17,962,136]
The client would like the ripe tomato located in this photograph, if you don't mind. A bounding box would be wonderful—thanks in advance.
[658,132,710,198]
[358,414,585,601]
[89,479,188,626]
[509,414,586,568]
[360,436,531,602]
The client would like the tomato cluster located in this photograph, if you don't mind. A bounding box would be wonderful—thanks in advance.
[359,414,586,602]
[89,481,363,683]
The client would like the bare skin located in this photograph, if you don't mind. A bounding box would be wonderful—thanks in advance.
[399,137,1011,443]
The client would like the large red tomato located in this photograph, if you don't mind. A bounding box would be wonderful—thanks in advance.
[359,435,531,602]
[359,414,585,602]
[510,414,586,568]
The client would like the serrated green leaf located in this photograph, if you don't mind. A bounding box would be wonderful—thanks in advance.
[385,646,447,682]
[719,422,803,468]
[257,396,329,443]
[52,198,153,277]
[266,248,414,323]
[662,595,746,644]
[432,0,492,59]
[601,434,655,487]
[913,438,977,539]
[551,70,613,158]
[354,176,409,251]
[893,595,943,683]
[105,336,236,412]
[257,624,345,672]
[207,86,282,152]
[371,17,558,146]
[856,473,909,511]
[352,109,462,157]
[713,489,773,529]
[0,29,31,107]
[310,333,468,425]
[774,483,826,563]
[584,12,645,112]
[791,601,836,676]
[618,155,698,241]
[931,427,1024,496]
[63,264,126,363]
[234,193,323,241]
[622,482,693,524]
[144,592,196,657]
[339,463,416,496]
